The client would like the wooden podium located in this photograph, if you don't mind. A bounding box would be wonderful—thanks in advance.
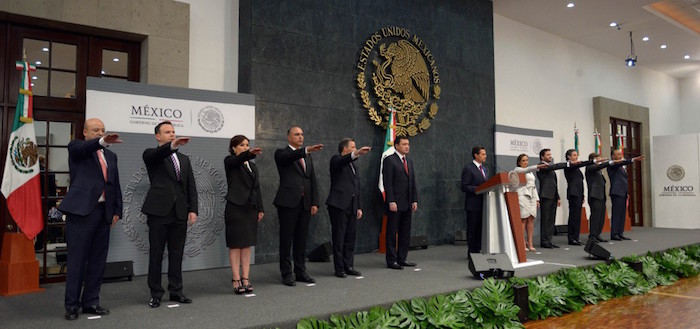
[0,232,43,296]
[476,172,541,268]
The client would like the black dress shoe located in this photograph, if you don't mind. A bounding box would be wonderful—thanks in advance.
[619,235,631,240]
[611,236,622,241]
[345,268,362,276]
[296,273,316,283]
[596,236,608,242]
[169,294,192,304]
[148,297,161,308]
[82,305,109,315]
[551,243,560,248]
[541,242,555,248]
[398,261,416,267]
[335,272,347,278]
[282,276,296,286]
[387,262,403,270]
[568,240,582,246]
[65,310,79,320]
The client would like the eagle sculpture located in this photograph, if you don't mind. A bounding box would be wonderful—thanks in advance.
[377,40,430,103]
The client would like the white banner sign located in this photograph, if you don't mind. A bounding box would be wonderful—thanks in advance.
[653,134,700,229]
[495,131,554,158]
[87,89,254,138]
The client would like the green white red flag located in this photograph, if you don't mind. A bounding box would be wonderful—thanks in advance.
[1,57,43,239]
[594,129,601,154]
[378,108,396,200]
[574,124,579,153]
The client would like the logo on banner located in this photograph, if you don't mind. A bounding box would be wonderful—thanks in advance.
[356,26,440,136]
[532,138,543,154]
[9,136,38,174]
[666,165,685,182]
[197,106,224,133]
[121,156,226,257]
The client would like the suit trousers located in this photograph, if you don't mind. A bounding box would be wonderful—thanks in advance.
[466,210,483,253]
[588,198,605,238]
[65,203,110,311]
[540,197,557,244]
[328,204,357,274]
[567,196,583,242]
[385,208,412,264]
[610,195,627,237]
[277,199,310,278]
[147,208,187,299]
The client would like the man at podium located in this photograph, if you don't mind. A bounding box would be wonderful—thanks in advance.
[461,146,488,254]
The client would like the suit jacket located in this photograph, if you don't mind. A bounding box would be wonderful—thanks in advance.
[607,159,634,197]
[326,153,361,212]
[58,138,122,224]
[461,162,487,211]
[141,143,198,220]
[224,150,264,211]
[382,153,417,211]
[537,161,567,200]
[273,146,319,210]
[564,160,593,199]
[585,161,612,201]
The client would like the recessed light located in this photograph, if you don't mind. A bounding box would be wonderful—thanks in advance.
[642,36,649,41]
[684,55,690,59]
[32,76,37,80]
[41,47,49,52]
[101,70,105,75]
[610,22,618,27]
[567,3,574,8]
[660,44,667,49]
[35,61,42,65]
[31,83,34,87]
[113,58,119,62]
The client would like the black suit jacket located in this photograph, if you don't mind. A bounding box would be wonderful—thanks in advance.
[382,153,418,211]
[59,138,122,223]
[326,153,361,212]
[537,161,567,200]
[141,144,198,220]
[461,162,487,211]
[564,160,593,199]
[608,159,634,197]
[585,161,611,201]
[224,150,264,212]
[273,146,319,210]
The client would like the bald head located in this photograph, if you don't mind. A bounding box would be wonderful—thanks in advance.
[84,118,105,141]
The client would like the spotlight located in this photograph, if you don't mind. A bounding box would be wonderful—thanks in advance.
[684,55,690,59]
[567,2,574,8]
[625,31,637,67]
[610,22,618,27]
[642,36,649,41]
[660,44,667,49]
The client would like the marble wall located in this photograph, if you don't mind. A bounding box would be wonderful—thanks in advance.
[239,0,496,263]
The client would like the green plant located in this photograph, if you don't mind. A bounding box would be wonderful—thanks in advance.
[684,244,700,262]
[467,278,523,329]
[640,254,677,287]
[657,248,700,278]
[297,317,331,329]
[555,267,609,305]
[523,275,572,319]
[595,261,649,297]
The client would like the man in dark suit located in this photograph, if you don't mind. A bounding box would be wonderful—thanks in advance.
[58,118,122,320]
[607,149,645,241]
[461,146,488,254]
[274,126,323,286]
[563,149,591,246]
[536,148,568,248]
[382,136,418,270]
[141,121,198,308]
[585,153,612,243]
[326,138,371,278]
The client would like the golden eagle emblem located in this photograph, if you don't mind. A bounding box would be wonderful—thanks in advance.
[377,40,430,103]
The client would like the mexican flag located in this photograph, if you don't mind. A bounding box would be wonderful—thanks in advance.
[1,59,43,239]
[574,124,579,153]
[594,129,601,154]
[616,129,624,156]
[378,109,396,199]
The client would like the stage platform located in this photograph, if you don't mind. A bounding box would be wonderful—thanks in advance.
[1,227,699,329]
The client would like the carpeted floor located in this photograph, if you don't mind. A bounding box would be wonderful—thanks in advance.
[1,227,699,329]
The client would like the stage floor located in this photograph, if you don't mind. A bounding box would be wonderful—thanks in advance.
[1,227,699,329]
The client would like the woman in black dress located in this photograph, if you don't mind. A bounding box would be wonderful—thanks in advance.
[224,135,264,294]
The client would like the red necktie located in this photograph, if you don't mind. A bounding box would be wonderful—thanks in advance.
[171,153,181,181]
[97,150,107,181]
[299,158,306,173]
[480,165,486,179]
[402,157,408,175]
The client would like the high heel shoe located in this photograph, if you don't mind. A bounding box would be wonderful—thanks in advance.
[242,278,253,293]
[232,279,245,295]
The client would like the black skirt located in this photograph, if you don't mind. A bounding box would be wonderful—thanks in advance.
[224,201,258,248]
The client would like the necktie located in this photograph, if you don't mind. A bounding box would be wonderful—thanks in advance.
[97,150,107,181]
[480,165,486,179]
[299,158,306,173]
[402,157,408,175]
[349,162,356,175]
[244,161,252,173]
[171,153,181,181]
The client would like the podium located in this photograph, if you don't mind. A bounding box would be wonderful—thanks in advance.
[476,172,543,268]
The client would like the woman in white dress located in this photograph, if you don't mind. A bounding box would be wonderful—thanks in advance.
[514,154,546,251]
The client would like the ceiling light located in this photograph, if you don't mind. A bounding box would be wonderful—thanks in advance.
[642,36,649,41]
[625,31,637,67]
[35,61,42,65]
[113,58,119,62]
[32,76,37,80]
[684,55,690,59]
[41,47,49,52]
[101,70,105,75]
[610,22,618,27]
[31,83,34,87]
[660,44,667,49]
[567,3,574,8]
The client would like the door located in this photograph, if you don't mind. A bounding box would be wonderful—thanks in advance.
[610,117,643,226]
